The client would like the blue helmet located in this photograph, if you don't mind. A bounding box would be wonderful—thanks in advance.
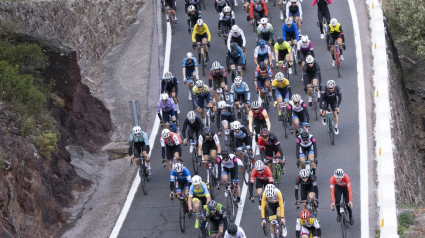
[259,40,266,48]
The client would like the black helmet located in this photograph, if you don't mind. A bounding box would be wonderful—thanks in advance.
[277,37,284,44]
[231,42,238,52]
[203,127,211,137]
[228,223,238,234]
[259,62,267,71]
[300,130,309,140]
[221,148,230,159]
[207,200,217,210]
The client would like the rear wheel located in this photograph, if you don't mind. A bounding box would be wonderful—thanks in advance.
[273,165,280,188]
[263,204,270,236]
[208,169,216,199]
[313,94,318,120]
[292,48,298,75]
[336,51,341,78]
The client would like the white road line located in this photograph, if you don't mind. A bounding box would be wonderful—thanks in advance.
[347,0,369,237]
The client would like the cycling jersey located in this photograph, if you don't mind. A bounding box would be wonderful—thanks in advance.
[286,1,303,18]
[254,65,273,81]
[295,175,318,201]
[254,45,272,58]
[157,98,177,113]
[271,78,290,89]
[161,76,179,95]
[312,0,332,11]
[230,82,250,95]
[192,84,211,96]
[224,227,246,238]
[192,23,211,42]
[128,131,149,145]
[228,29,246,50]
[198,133,220,146]
[128,131,150,156]
[187,9,202,21]
[250,166,273,183]
[330,174,352,203]
[320,86,342,106]
[296,215,321,238]
[282,23,299,41]
[256,23,274,36]
[189,182,210,197]
[217,154,239,177]
[214,0,229,7]
[160,132,182,147]
[216,106,235,130]
[329,23,342,33]
[296,134,317,158]
[274,41,291,53]
[297,40,314,54]
[232,126,249,140]
[170,167,192,191]
[251,107,266,120]
[181,117,203,139]
[304,62,321,76]
[218,11,235,29]
[288,100,310,125]
[261,189,285,219]
[182,57,199,71]
[258,132,280,149]
[227,45,246,64]
[249,1,268,19]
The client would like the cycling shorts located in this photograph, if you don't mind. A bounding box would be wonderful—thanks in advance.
[195,33,208,43]
[175,180,190,192]
[288,11,300,18]
[212,77,225,90]
[256,177,271,189]
[166,144,180,161]
[329,33,342,45]
[278,50,289,62]
[321,100,338,111]
[165,0,176,10]
[298,145,314,158]
[235,136,252,151]
[256,77,270,89]
[275,88,290,102]
[222,167,238,182]
[202,142,218,155]
[234,92,247,103]
[303,73,319,87]
[196,93,212,108]
[229,56,243,67]
[292,111,308,125]
[285,31,296,42]
[300,183,315,200]
[230,36,244,48]
[257,54,269,64]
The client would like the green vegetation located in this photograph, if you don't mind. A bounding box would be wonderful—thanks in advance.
[398,212,414,237]
[383,1,425,59]
[34,132,58,159]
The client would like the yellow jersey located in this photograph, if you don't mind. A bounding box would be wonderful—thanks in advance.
[274,42,291,52]
[271,78,290,89]
[192,23,211,42]
[261,189,285,219]
[192,85,211,95]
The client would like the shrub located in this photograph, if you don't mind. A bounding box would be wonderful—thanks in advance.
[398,212,414,228]
[34,133,58,159]
[21,117,34,137]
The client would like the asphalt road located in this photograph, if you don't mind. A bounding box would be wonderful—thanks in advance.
[118,0,362,237]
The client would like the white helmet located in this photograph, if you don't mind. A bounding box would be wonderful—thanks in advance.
[255,160,265,171]
[301,34,309,43]
[330,18,338,27]
[161,128,171,139]
[285,18,293,25]
[231,25,240,33]
[305,55,314,64]
[260,18,268,24]
[186,52,193,59]
[212,61,221,70]
[192,175,202,185]
[173,163,184,173]
[132,126,142,134]
[275,72,284,82]
[223,6,231,13]
[164,71,172,79]
[233,121,241,130]
[292,94,301,101]
[188,5,195,12]
[197,19,203,26]
[160,93,169,101]
[196,80,204,88]
[264,184,277,197]
[290,0,297,2]
[334,168,344,179]
[218,101,227,109]
[187,111,196,120]
[327,80,336,88]
[299,169,309,179]
[234,76,243,84]
[252,101,261,109]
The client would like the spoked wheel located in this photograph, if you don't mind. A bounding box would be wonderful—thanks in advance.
[192,151,199,175]
[208,170,216,199]
[227,192,236,222]
[313,95,318,120]
[242,154,252,185]
[139,165,147,195]
[179,202,186,233]
[329,119,335,145]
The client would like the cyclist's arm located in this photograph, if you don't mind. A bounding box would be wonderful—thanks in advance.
[285,2,290,19]
[260,193,267,219]
[160,79,166,93]
[214,134,221,154]
[340,26,345,43]
[249,2,254,19]
[170,172,176,192]
[222,68,228,85]
[198,135,203,156]
[128,138,134,156]
[208,70,213,86]
[231,11,236,25]
[269,24,274,40]
[276,143,284,158]
[295,177,300,200]
[282,25,287,41]
[216,113,222,130]
[230,85,235,103]
[312,136,317,159]
[192,25,197,42]
[241,30,246,48]
[295,218,302,238]
[262,110,271,130]
[319,88,325,106]
[317,70,322,88]
[233,156,239,179]
[214,0,219,12]
[218,15,222,30]
[239,47,246,65]
[311,0,318,6]
[205,24,211,41]
[302,103,310,123]
[161,138,166,160]
[345,174,353,202]
[157,101,163,121]
[298,2,303,19]
[294,24,300,41]
[336,86,342,107]
[262,1,268,16]
[248,110,254,132]
[246,84,251,101]
[329,176,336,203]
[278,191,285,218]
[295,139,301,158]
[217,156,223,178]
[287,105,293,126]
[249,171,256,197]
[173,77,179,94]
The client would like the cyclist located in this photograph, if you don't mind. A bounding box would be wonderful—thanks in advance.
[128,126,151,175]
[160,129,182,171]
[249,159,273,209]
[271,72,292,121]
[162,0,177,23]
[282,18,299,47]
[295,169,319,211]
[232,120,254,162]
[254,62,273,103]
[182,52,199,100]
[256,18,275,54]
[228,25,246,58]
[296,209,321,238]
[192,19,211,63]
[303,55,322,106]
[216,101,235,148]
[297,35,315,72]
[254,39,273,67]
[297,130,318,175]
[185,0,201,14]
[182,111,203,146]
[277,0,286,20]
[242,0,251,20]
[286,0,303,35]
[186,5,202,34]
[216,149,242,207]
[188,175,211,229]
[224,223,246,238]
[170,163,192,199]
[320,79,341,134]
[327,18,346,66]
[250,0,268,25]
[288,94,310,136]
[248,101,271,143]
[227,42,246,79]
[218,6,235,40]
[274,37,293,74]
[198,127,221,181]
[312,0,332,39]
[258,128,285,173]
[330,168,354,225]
[260,184,286,237]
[230,76,251,121]
[209,61,229,104]
[157,93,178,129]
[193,80,215,125]
[200,200,228,238]
[164,120,179,134]
[161,71,180,113]
[214,0,231,14]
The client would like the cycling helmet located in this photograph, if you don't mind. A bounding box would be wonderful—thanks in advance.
[327,80,336,88]
[202,127,211,136]
[132,126,142,134]
[258,39,266,48]
[231,42,238,52]
[300,130,309,140]
[192,175,202,185]
[300,209,311,220]
[285,18,293,25]
[196,80,204,88]
[259,62,267,71]
[260,18,268,24]
[255,160,265,171]
[277,37,284,44]
[305,55,314,64]
[264,184,277,197]
[186,52,193,59]
[197,19,203,26]
[299,169,309,179]
[330,18,338,27]
[218,101,227,109]
[275,72,284,82]
[234,76,243,84]
[164,121,173,126]
[252,101,261,109]
[160,93,169,101]
[227,223,238,235]
[188,5,195,12]
[207,200,218,210]
[212,61,221,70]
[292,94,301,102]
[223,6,231,13]
[334,168,344,179]
[231,25,240,33]
[187,111,196,120]
[221,148,230,159]
[161,129,171,139]
[164,71,173,79]
[301,34,309,43]
[290,0,297,2]
[232,120,241,130]
[260,128,270,138]
[173,163,184,173]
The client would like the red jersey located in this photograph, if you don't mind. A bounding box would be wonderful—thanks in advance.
[258,132,280,150]
[160,132,182,147]
[250,166,273,183]
[251,107,265,120]
[330,174,353,203]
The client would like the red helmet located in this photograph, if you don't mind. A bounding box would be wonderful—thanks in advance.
[300,209,310,220]
[260,128,269,138]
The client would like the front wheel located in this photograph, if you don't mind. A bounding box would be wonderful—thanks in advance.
[273,165,280,188]
[179,201,186,233]
[139,163,147,195]
[227,191,236,222]
[192,150,199,175]
[328,117,335,145]
[242,154,252,185]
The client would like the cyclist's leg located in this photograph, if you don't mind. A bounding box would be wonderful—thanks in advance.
[312,78,319,96]
[301,226,310,238]
[268,203,279,233]
[329,35,336,59]
[196,34,202,56]
[245,135,254,159]
[230,168,241,199]
[295,14,301,31]
[320,101,329,117]
[258,79,265,100]
[342,186,352,217]
[221,168,229,184]
[202,35,209,53]
[300,184,308,210]
[299,147,307,168]
[317,10,325,34]
[197,95,206,119]
[337,36,343,53]
[331,100,339,126]
[236,57,243,77]
[275,90,283,115]
[264,148,274,171]
[202,145,211,171]
[292,113,300,131]
[207,93,215,116]
[142,143,150,164]
[334,185,343,216]
[253,118,261,142]
[235,138,244,160]
[308,149,316,170]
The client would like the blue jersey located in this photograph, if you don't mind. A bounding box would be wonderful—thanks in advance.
[228,46,246,65]
[282,23,299,41]
[170,167,192,183]
[189,182,210,197]
[182,57,199,70]
[230,82,251,103]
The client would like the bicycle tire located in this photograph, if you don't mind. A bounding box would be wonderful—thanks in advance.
[253,19,257,32]
[292,47,298,75]
[273,0,277,6]
[202,52,205,76]
[139,162,147,195]
[313,93,318,120]
[273,165,280,188]
[263,204,270,236]
[229,0,234,11]
[282,115,288,138]
[202,0,206,9]
[191,85,196,109]
[192,150,199,175]
[227,191,236,222]
[205,109,211,128]
[328,116,335,145]
[336,50,341,78]
[208,170,216,199]
[243,153,251,185]
[179,201,186,233]
[341,211,347,238]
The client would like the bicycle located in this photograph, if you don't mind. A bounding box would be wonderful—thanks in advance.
[206,158,217,199]
[190,140,200,174]
[310,85,319,121]
[172,192,189,233]
[238,102,249,126]
[276,101,289,138]
[219,182,238,222]
[334,40,342,78]
[223,128,235,152]
[199,0,206,10]
[263,204,287,237]
[291,43,298,75]
[297,158,317,177]
[215,86,230,102]
[130,156,149,195]
[198,217,224,238]
[325,109,336,145]
[276,60,290,80]
[297,200,319,222]
[204,105,213,128]
[258,87,269,111]
[218,25,230,46]
[240,148,253,185]
[317,16,328,39]
[185,76,197,109]
[198,43,207,76]
[272,156,284,188]
[333,203,352,238]
[168,9,176,34]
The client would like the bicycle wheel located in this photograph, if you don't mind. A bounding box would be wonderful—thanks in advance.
[336,50,341,78]
[205,109,211,128]
[179,201,186,233]
[201,52,205,76]
[191,86,196,109]
[273,0,276,6]
[243,154,251,185]
[202,0,206,9]
[192,150,199,175]
[292,48,297,75]
[208,170,216,199]
[341,211,347,238]
[229,0,234,11]
[328,116,335,145]
[282,111,288,139]
[227,191,236,222]
[139,163,147,195]
[273,165,280,188]
[263,205,270,236]
[313,94,318,120]
[253,19,257,32]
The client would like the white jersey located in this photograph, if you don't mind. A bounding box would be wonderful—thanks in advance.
[228,29,246,50]
[224,227,246,238]
[289,99,305,112]
[219,11,235,21]
[286,1,303,19]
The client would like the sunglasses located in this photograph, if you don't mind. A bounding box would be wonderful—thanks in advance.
[189,119,195,122]
[210,208,216,211]
[294,101,300,104]
[236,84,241,86]
[257,169,264,173]
[328,87,335,90]
[234,128,240,131]
[253,109,260,111]
[134,133,141,136]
